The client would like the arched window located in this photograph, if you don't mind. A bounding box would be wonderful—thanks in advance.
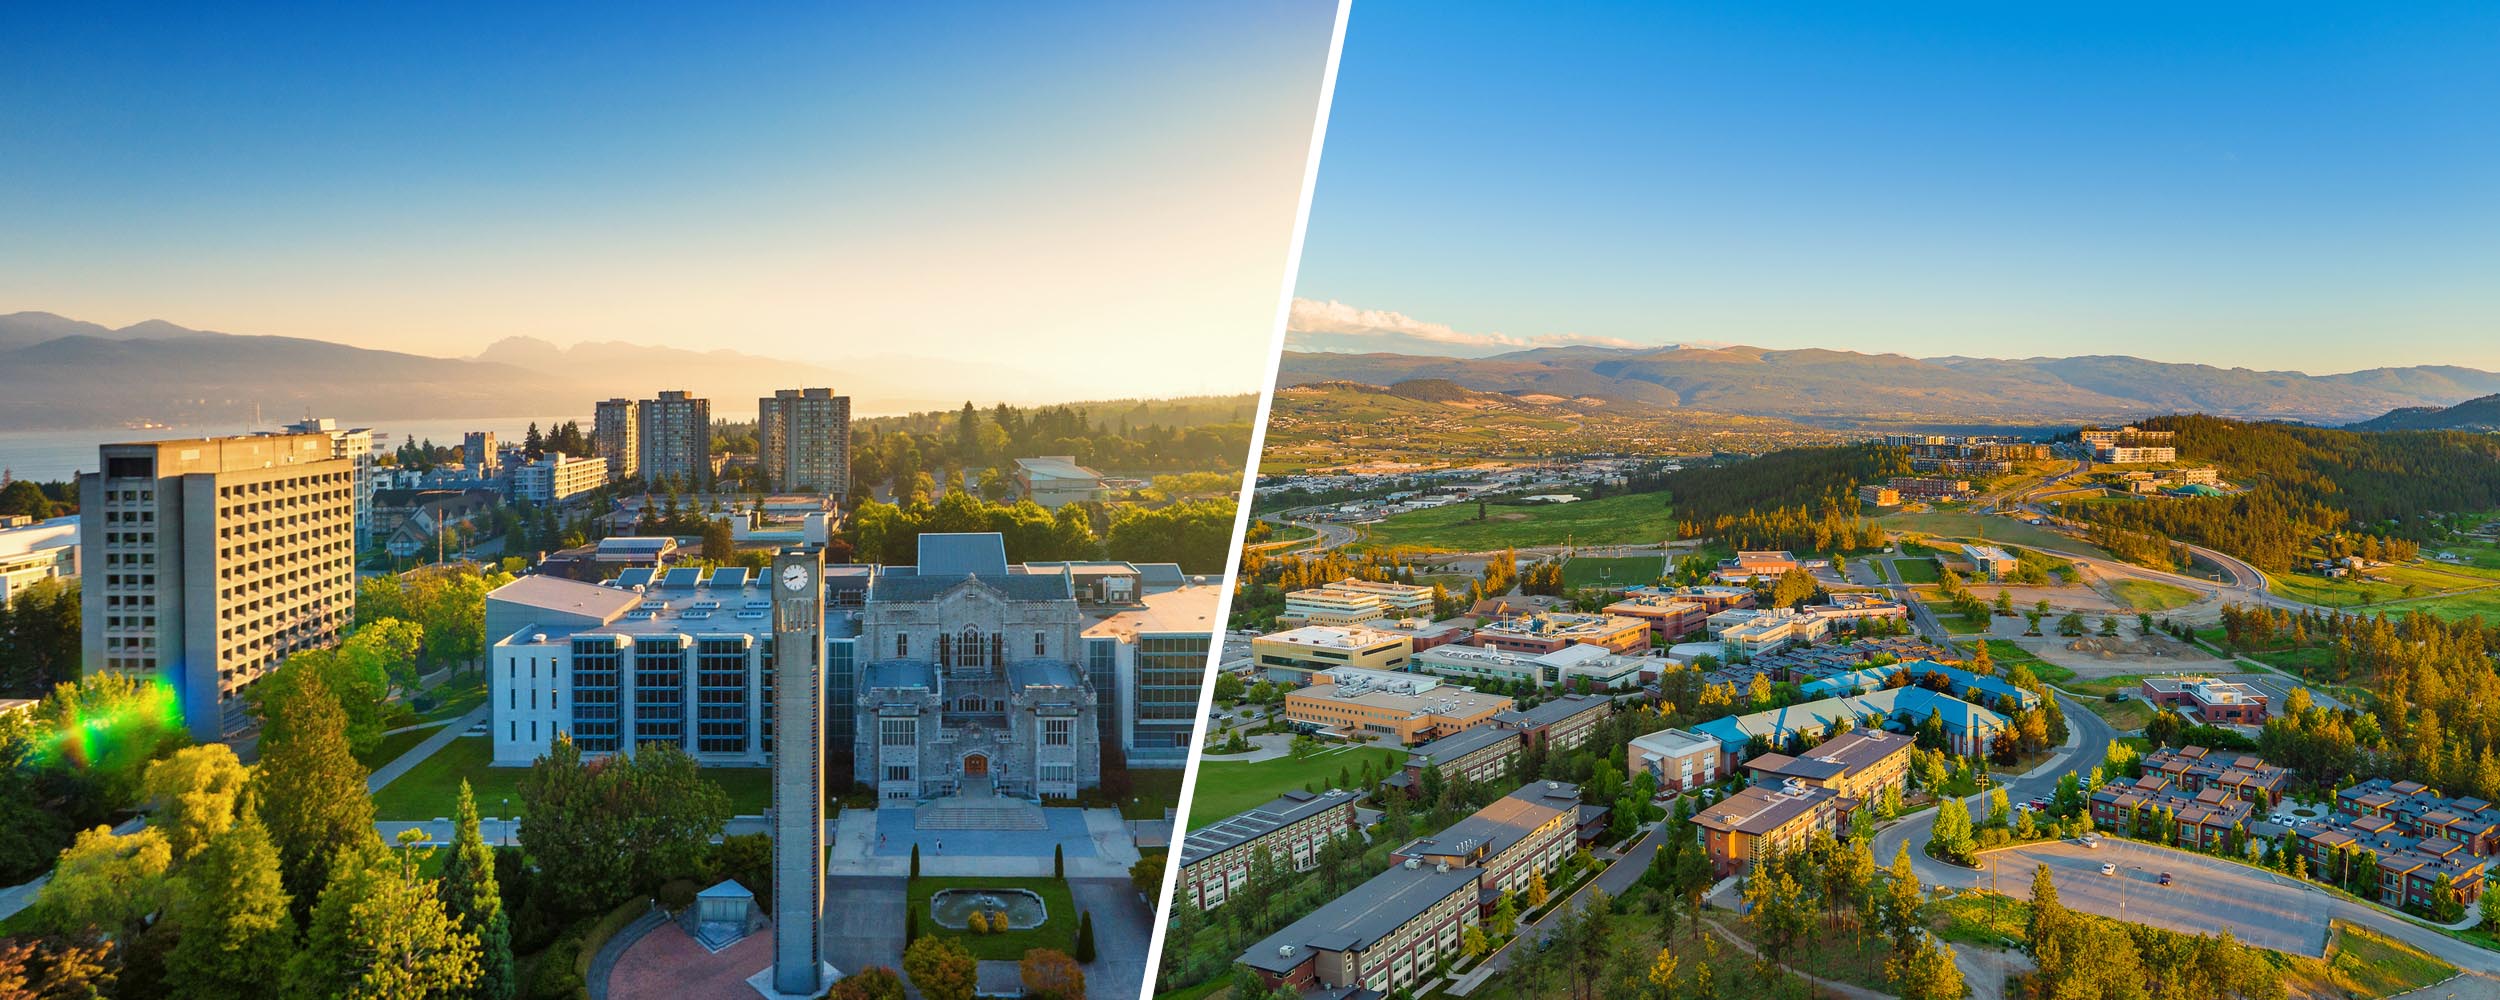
[958,626,987,668]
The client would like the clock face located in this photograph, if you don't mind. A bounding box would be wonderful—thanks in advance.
[782,564,811,592]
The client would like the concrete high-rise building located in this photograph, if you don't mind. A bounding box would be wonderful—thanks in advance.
[757,388,852,499]
[594,398,640,481]
[511,453,609,504]
[80,434,357,738]
[769,547,833,995]
[463,431,499,475]
[638,391,711,485]
[282,418,374,548]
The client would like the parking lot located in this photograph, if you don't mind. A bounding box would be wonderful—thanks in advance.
[1983,838,2329,956]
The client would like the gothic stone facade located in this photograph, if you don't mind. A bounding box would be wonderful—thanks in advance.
[853,571,1100,800]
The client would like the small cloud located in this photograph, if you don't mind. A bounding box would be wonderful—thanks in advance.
[1285,299,1646,356]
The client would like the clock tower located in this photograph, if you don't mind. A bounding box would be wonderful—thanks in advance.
[766,546,834,995]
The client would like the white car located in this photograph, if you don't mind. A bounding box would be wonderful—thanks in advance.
[2099,863,2117,876]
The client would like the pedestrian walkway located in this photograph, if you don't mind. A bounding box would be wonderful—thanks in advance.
[367,702,490,794]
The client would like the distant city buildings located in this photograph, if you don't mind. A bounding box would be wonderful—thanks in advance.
[594,398,640,480]
[463,431,499,475]
[81,433,357,738]
[593,391,711,484]
[757,388,851,499]
[1857,484,1902,508]
[0,514,80,601]
[1887,476,1973,501]
[2083,425,2179,464]
[283,418,375,547]
[511,453,608,504]
[1014,455,1105,509]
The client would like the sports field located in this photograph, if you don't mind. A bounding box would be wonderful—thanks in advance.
[1561,554,1670,589]
[1353,493,1675,552]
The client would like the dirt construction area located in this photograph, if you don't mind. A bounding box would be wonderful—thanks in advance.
[2009,633,2218,680]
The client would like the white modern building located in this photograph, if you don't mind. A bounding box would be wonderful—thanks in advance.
[1014,456,1104,509]
[512,453,609,504]
[0,514,80,602]
[1412,642,1647,690]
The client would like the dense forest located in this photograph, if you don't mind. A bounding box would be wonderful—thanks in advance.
[2072,416,2500,573]
[847,399,1254,502]
[1655,444,1905,553]
[2223,603,2500,802]
[845,490,1237,574]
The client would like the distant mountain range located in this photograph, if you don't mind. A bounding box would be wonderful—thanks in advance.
[0,312,1046,430]
[2350,393,2500,433]
[1277,345,2500,428]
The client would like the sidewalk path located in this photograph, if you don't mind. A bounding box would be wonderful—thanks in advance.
[367,702,489,794]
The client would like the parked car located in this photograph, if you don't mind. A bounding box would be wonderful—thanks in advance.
[2081,834,2102,849]
[2099,863,2118,876]
[2158,872,2174,886]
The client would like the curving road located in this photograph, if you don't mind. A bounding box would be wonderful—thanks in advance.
[1870,690,2117,890]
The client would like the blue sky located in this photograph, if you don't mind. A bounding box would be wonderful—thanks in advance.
[1289,3,2500,372]
[0,2,1339,400]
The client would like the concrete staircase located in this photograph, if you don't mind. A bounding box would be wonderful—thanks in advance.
[913,776,1047,831]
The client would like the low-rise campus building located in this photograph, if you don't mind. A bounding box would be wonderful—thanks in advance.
[1177,788,1363,911]
[1240,781,1583,996]
[1620,584,1755,613]
[1797,659,2040,713]
[1411,642,1647,691]
[1282,668,1512,745]
[1252,624,1415,685]
[1962,544,2017,582]
[1470,612,1649,655]
[1706,607,1828,655]
[1600,591,1710,639]
[1742,729,1915,802]
[1628,728,1722,792]
[1689,686,2009,770]
[2138,675,2271,725]
[2339,778,2500,856]
[1692,783,1852,877]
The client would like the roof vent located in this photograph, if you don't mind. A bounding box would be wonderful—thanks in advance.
[532,633,546,643]
[1436,862,1450,874]
[1403,857,1420,870]
[1279,945,1296,958]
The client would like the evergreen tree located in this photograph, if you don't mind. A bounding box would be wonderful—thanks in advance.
[1073,909,1095,963]
[253,670,374,920]
[167,808,295,1000]
[287,836,481,1000]
[440,782,515,1000]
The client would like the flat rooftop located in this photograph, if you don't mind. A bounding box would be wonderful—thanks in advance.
[1181,788,1361,867]
[1083,584,1220,639]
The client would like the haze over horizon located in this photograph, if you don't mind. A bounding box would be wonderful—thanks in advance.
[1295,4,2500,372]
[0,2,1340,401]
[1282,297,2500,378]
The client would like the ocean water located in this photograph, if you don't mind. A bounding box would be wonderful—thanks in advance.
[0,415,581,482]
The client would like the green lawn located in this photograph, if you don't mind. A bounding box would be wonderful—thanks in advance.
[2307,921,2456,999]
[1353,493,1676,552]
[2060,673,2153,698]
[2105,579,2199,612]
[2081,698,2155,731]
[1877,511,2113,560]
[1920,601,1991,635]
[369,737,773,820]
[1183,745,1403,829]
[1971,639,2073,684]
[905,876,1078,961]
[418,673,490,721]
[357,724,445,770]
[1560,554,1669,590]
[1893,557,1942,583]
[2268,555,2500,609]
[2378,586,2500,623]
